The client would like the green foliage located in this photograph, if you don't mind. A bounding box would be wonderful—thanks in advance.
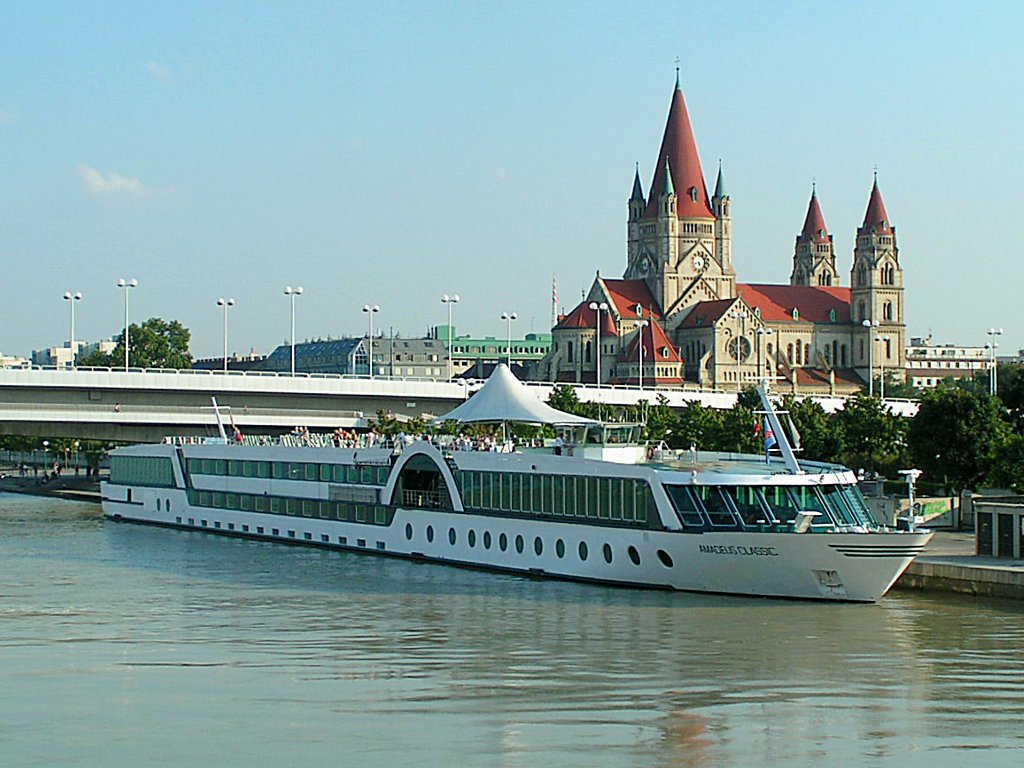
[833,394,908,476]
[781,396,841,463]
[908,385,1009,493]
[79,318,192,369]
[987,432,1024,493]
[674,402,722,450]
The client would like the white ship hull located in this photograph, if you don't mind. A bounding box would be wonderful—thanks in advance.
[102,480,929,602]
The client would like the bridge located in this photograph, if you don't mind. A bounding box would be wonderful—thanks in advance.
[0,366,917,443]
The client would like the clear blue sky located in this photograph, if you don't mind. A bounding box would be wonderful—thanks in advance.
[2,1,1022,360]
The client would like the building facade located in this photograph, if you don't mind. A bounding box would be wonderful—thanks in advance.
[538,77,907,394]
[905,336,989,389]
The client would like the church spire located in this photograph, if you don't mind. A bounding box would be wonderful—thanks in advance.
[798,186,830,243]
[643,78,713,219]
[713,160,726,199]
[630,163,644,202]
[661,156,675,196]
[860,174,892,234]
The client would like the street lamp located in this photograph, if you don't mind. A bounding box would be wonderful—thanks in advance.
[441,294,460,380]
[500,312,518,367]
[216,298,235,372]
[635,319,649,389]
[862,319,879,396]
[730,309,748,392]
[987,327,1003,396]
[876,334,890,400]
[587,301,608,387]
[363,304,380,378]
[62,291,82,368]
[284,286,303,376]
[116,278,137,371]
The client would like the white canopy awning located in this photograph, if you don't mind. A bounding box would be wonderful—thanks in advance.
[436,365,598,426]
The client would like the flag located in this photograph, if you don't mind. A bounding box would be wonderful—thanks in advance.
[763,418,777,464]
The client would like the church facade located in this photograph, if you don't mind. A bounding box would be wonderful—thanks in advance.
[536,78,906,394]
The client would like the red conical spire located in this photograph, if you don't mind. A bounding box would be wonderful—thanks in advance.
[860,174,892,234]
[644,80,713,219]
[799,187,830,243]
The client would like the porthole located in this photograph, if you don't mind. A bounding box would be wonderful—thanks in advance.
[448,528,457,546]
[499,533,508,552]
[534,537,543,556]
[578,541,589,561]
[405,523,413,540]
[628,545,641,566]
[603,543,613,563]
[426,525,434,543]
[556,539,565,558]
[156,498,161,511]
[468,530,476,547]
[483,531,492,549]
[657,549,674,568]
[166,499,171,511]
[515,534,524,554]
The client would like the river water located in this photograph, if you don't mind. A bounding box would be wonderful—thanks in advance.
[3,493,1024,767]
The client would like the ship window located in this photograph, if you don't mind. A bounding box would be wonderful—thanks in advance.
[664,485,706,528]
[215,460,227,475]
[241,495,253,512]
[552,475,565,516]
[588,477,601,519]
[556,539,565,558]
[657,549,673,568]
[578,541,588,560]
[320,464,331,481]
[228,460,240,476]
[818,485,861,526]
[722,486,769,527]
[758,486,798,524]
[332,465,345,483]
[347,466,359,483]
[499,533,508,551]
[305,464,317,481]
[515,534,524,554]
[354,505,367,523]
[255,496,268,513]
[532,476,544,514]
[787,486,836,526]
[359,466,375,484]
[694,487,737,527]
[628,546,640,565]
[838,486,874,527]
[212,492,225,508]
[534,537,543,556]
[603,543,613,563]
[504,473,516,511]
[468,530,476,547]
[609,479,623,520]
[448,528,457,546]
[377,467,389,485]
[483,531,492,549]
[288,463,303,480]
[286,498,298,516]
[302,500,316,517]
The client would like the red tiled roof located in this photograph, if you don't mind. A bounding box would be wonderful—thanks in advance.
[799,191,830,244]
[738,284,851,324]
[791,367,865,388]
[601,279,663,320]
[555,301,618,336]
[860,180,892,234]
[643,83,714,220]
[621,319,683,363]
[678,298,736,329]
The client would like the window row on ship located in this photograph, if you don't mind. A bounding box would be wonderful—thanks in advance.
[186,457,390,486]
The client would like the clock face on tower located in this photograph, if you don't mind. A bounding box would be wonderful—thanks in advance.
[692,255,706,271]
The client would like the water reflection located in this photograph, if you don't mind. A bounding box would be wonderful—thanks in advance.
[3,498,1024,766]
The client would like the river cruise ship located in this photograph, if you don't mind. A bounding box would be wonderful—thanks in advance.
[101,368,931,602]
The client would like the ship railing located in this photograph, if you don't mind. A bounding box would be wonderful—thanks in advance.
[400,488,446,508]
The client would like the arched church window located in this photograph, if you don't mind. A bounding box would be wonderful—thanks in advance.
[795,340,802,365]
[767,343,774,358]
[859,339,864,360]
[833,340,838,364]
[841,344,848,367]
[884,302,893,321]
[858,301,866,322]
[805,343,811,364]
[689,187,698,203]
[829,308,837,322]
[787,344,794,364]
[585,340,592,363]
[792,308,799,321]
[567,341,574,363]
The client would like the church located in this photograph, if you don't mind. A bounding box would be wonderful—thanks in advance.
[537,76,906,394]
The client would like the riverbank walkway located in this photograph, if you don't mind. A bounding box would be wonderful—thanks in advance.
[897,529,1024,599]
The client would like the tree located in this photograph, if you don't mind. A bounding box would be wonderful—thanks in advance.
[833,394,907,476]
[79,318,193,369]
[674,401,723,450]
[907,384,1009,493]
[782,396,842,464]
[987,432,1024,493]
[996,363,1024,434]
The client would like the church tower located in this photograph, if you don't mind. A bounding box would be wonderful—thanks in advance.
[624,75,735,317]
[712,161,733,276]
[851,175,905,383]
[790,185,838,286]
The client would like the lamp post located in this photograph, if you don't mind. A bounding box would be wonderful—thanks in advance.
[876,334,890,400]
[635,319,649,389]
[283,286,303,376]
[441,294,460,380]
[587,301,608,387]
[116,278,137,371]
[62,291,82,368]
[862,319,879,396]
[730,309,748,391]
[987,327,1003,396]
[216,298,235,372]
[363,304,380,378]
[500,311,517,367]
